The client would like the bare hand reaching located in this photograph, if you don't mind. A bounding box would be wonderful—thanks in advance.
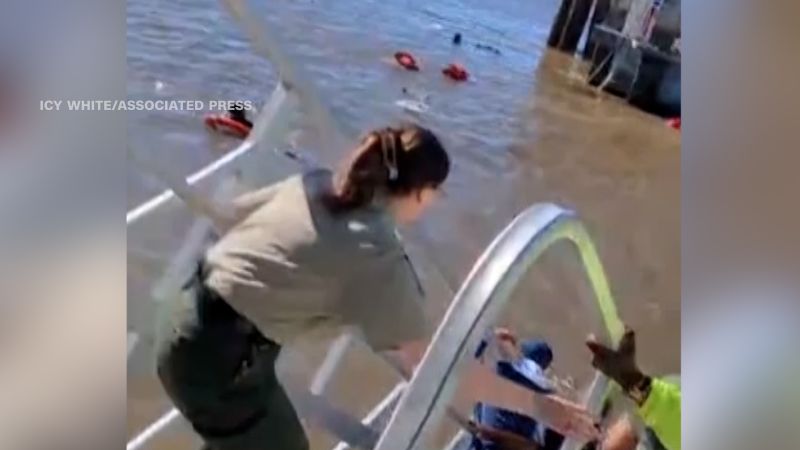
[533,392,601,442]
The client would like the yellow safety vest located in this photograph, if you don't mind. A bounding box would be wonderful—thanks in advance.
[639,378,681,450]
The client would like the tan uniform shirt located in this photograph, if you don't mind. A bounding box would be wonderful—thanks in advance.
[205,169,427,351]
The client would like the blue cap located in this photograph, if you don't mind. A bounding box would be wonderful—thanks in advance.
[519,339,554,369]
[496,339,555,394]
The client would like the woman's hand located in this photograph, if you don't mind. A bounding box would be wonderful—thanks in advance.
[532,393,601,443]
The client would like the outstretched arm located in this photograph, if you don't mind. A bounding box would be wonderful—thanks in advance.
[227,182,284,222]
[129,145,286,234]
[183,180,286,235]
[384,339,600,442]
[172,183,282,235]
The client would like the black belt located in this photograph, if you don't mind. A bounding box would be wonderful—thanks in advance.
[184,260,246,325]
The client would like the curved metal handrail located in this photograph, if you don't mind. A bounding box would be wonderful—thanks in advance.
[375,203,626,450]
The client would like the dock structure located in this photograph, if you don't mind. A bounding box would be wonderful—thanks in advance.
[548,0,681,118]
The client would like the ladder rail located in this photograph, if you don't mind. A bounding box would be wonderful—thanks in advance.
[374,203,626,450]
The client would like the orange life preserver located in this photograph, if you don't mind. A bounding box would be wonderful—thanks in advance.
[442,63,468,82]
[204,115,251,139]
[394,51,420,71]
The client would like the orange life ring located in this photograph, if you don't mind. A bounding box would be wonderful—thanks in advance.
[394,51,420,71]
[442,63,468,82]
[204,115,251,139]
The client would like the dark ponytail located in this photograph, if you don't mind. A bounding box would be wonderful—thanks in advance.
[323,123,450,213]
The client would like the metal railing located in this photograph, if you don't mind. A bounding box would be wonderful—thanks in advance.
[374,203,625,450]
[329,203,629,450]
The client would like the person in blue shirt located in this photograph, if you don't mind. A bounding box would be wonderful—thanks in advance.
[469,329,568,450]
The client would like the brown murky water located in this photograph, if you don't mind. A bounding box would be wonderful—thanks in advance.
[127,0,679,447]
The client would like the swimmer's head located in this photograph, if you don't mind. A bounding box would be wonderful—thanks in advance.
[228,107,246,122]
[520,339,553,369]
[325,123,450,223]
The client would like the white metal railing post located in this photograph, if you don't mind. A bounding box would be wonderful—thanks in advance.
[310,333,355,396]
[126,408,183,450]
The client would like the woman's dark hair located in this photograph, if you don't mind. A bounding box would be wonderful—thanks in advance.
[324,123,450,213]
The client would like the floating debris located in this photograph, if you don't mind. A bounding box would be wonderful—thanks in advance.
[395,99,429,114]
[475,43,501,55]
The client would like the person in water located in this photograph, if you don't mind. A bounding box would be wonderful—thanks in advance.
[228,106,253,130]
[156,123,599,450]
[470,329,567,450]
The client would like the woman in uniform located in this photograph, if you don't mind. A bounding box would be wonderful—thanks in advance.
[156,123,599,450]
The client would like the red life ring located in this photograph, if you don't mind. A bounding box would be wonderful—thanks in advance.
[442,63,468,82]
[394,51,420,71]
[204,115,251,139]
[666,117,681,130]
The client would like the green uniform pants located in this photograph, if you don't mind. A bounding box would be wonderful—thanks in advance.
[155,263,309,450]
